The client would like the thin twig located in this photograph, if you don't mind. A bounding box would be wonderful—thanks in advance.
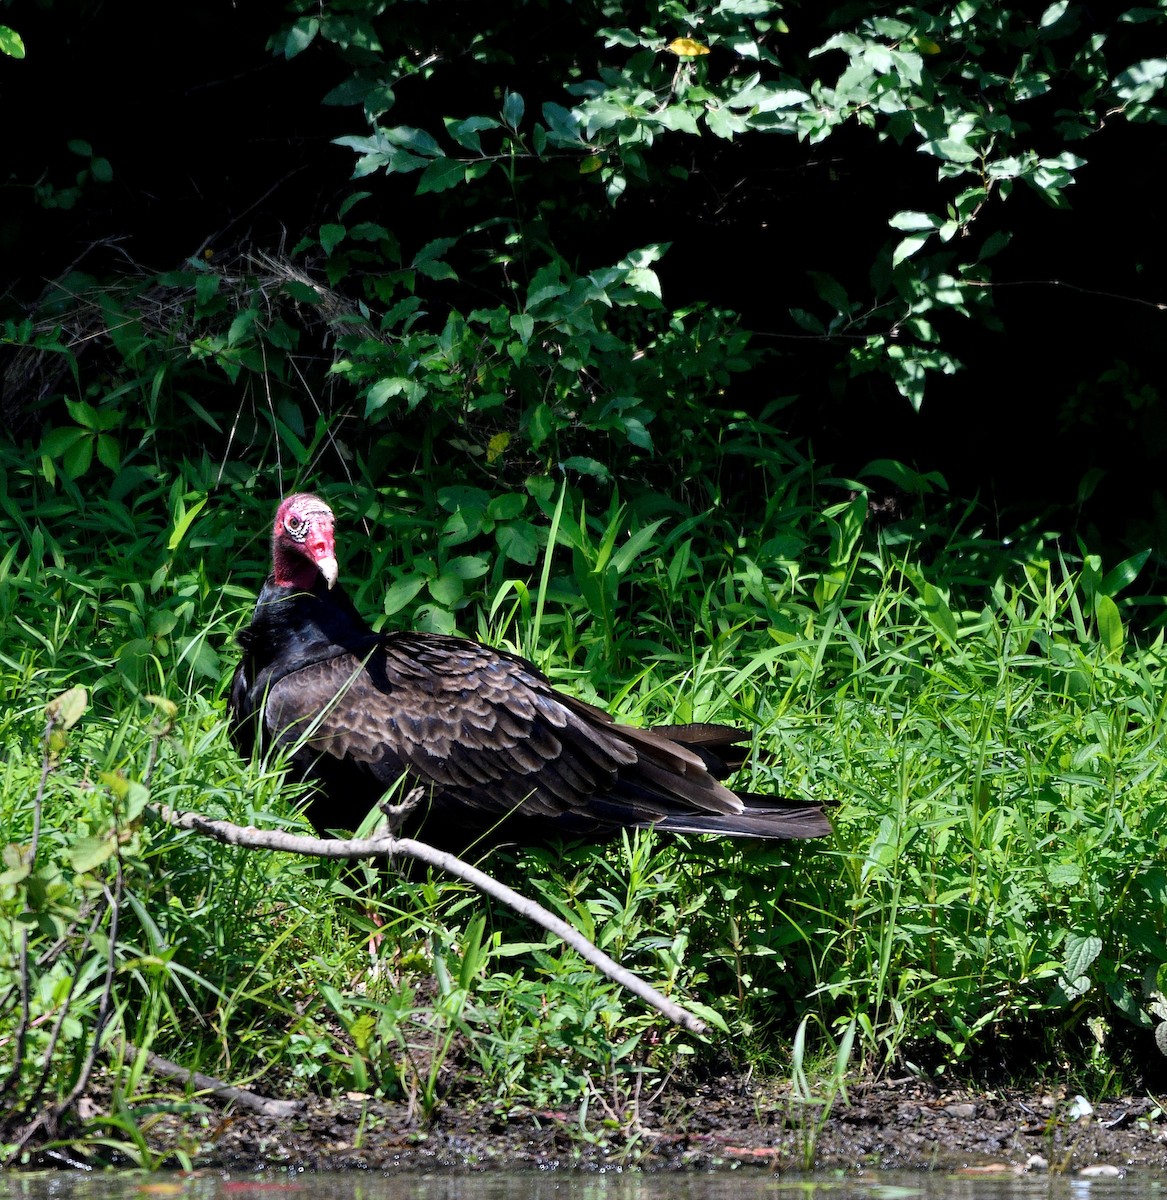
[0,714,55,1102]
[22,906,105,1119]
[152,804,709,1035]
[7,863,124,1159]
[61,860,123,1115]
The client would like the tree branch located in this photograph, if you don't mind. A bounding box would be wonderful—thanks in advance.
[152,804,709,1035]
[124,1045,304,1118]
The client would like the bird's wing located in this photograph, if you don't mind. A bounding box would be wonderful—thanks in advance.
[257,632,748,826]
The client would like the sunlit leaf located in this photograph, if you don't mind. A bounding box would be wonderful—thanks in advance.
[69,834,116,873]
[667,37,710,56]
[46,686,88,731]
[0,24,27,57]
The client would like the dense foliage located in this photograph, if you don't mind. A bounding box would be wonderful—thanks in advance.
[2,0,1167,1165]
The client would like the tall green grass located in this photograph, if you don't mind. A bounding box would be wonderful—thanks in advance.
[3,442,1166,1163]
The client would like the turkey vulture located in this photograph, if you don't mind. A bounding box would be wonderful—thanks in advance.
[229,493,831,850]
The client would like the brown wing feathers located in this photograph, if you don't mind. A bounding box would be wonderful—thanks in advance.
[229,494,831,847]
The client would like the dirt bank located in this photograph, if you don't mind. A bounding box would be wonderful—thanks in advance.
[150,1075,1167,1173]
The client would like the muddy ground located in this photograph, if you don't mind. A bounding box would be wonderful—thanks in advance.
[141,1074,1167,1174]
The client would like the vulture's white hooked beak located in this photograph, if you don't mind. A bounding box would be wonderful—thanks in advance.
[317,556,339,589]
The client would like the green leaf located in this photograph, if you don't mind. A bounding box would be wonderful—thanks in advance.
[611,519,667,574]
[503,91,525,129]
[412,237,458,267]
[365,376,426,415]
[64,398,100,430]
[0,24,27,58]
[46,686,89,731]
[278,17,319,57]
[39,426,86,458]
[560,455,612,482]
[102,775,150,821]
[487,493,526,520]
[320,223,347,255]
[168,496,208,550]
[497,520,540,564]
[69,834,115,874]
[893,234,931,266]
[0,843,33,886]
[227,307,258,347]
[1064,932,1103,980]
[445,115,500,151]
[417,157,466,194]
[510,313,534,344]
[383,575,426,616]
[528,402,556,449]
[1095,593,1123,656]
[437,485,491,512]
[387,125,442,156]
[283,279,323,305]
[1040,1,1069,27]
[919,581,959,647]
[888,210,940,232]
[858,458,946,495]
[445,555,489,580]
[1099,550,1150,597]
[428,573,464,606]
[95,433,120,471]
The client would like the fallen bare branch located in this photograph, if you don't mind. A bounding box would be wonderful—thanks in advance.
[126,1045,304,1118]
[153,803,709,1035]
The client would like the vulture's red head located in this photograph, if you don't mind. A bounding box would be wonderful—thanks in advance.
[272,493,339,590]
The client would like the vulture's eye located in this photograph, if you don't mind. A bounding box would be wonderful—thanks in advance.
[285,513,306,538]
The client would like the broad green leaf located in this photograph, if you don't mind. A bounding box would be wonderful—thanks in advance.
[560,455,612,481]
[445,555,489,580]
[1095,593,1124,656]
[889,210,940,232]
[487,493,526,520]
[428,573,464,606]
[510,313,534,344]
[1040,1,1069,27]
[39,426,86,457]
[502,91,525,129]
[0,24,27,57]
[95,433,120,471]
[497,520,540,564]
[227,307,259,347]
[417,157,466,194]
[69,834,116,874]
[445,115,499,151]
[64,398,100,430]
[920,581,959,647]
[437,485,491,512]
[893,233,930,266]
[412,236,458,267]
[1064,932,1102,980]
[1099,550,1150,597]
[46,686,88,730]
[527,401,556,449]
[386,125,442,156]
[320,223,347,255]
[278,16,319,57]
[383,575,426,616]
[0,843,32,886]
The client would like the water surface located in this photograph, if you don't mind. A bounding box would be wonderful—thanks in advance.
[2,1172,1166,1200]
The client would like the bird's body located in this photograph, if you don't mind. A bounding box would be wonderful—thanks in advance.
[229,494,831,851]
